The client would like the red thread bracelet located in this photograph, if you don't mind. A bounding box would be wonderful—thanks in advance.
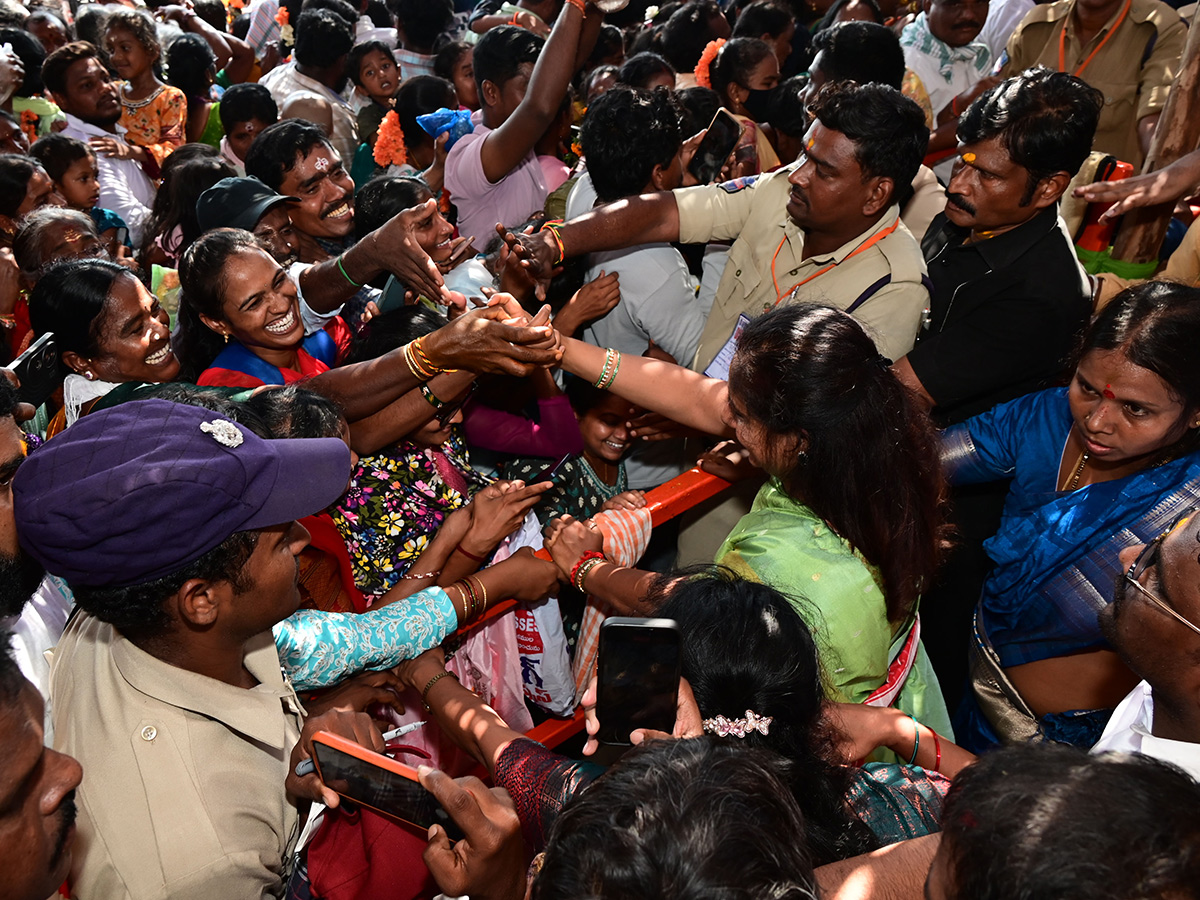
[569,550,606,587]
[454,543,487,563]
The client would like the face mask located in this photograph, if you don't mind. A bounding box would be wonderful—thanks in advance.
[742,85,781,122]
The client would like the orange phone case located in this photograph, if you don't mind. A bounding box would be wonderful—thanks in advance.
[310,730,425,824]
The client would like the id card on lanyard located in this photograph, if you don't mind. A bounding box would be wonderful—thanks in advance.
[704,313,751,381]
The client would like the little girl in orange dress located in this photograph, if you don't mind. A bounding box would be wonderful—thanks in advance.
[101,10,186,178]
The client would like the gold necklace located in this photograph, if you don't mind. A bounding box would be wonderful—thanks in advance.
[1063,450,1090,491]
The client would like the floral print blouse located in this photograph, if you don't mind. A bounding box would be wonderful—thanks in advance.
[118,83,186,169]
[331,431,489,600]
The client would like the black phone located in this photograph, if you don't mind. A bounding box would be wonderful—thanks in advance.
[533,452,573,485]
[310,731,464,839]
[595,617,681,746]
[9,332,65,408]
[687,109,744,185]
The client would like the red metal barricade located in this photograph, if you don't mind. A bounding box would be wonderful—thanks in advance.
[453,465,731,748]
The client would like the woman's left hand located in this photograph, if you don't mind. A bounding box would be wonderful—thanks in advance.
[543,514,604,579]
[395,646,447,693]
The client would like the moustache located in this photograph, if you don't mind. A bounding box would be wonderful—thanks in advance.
[49,790,77,870]
[319,196,351,219]
[947,192,976,216]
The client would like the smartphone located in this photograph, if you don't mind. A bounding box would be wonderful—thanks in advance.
[687,109,744,185]
[444,236,475,269]
[310,731,464,839]
[9,333,65,408]
[595,617,681,746]
[533,452,573,485]
[376,274,408,314]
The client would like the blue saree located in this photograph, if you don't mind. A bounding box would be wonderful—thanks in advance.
[942,387,1200,747]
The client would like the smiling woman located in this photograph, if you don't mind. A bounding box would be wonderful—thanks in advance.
[175,228,352,388]
[943,280,1200,751]
[27,258,181,430]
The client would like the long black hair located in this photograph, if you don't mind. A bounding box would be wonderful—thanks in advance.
[28,258,130,358]
[176,227,263,381]
[729,304,949,624]
[651,567,879,864]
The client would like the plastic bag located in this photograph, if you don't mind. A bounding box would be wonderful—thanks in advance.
[417,107,474,153]
[495,513,577,716]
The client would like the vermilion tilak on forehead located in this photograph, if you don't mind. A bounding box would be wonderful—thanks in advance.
[1104,384,1116,399]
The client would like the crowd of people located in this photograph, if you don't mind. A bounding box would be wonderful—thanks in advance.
[0,0,1199,897]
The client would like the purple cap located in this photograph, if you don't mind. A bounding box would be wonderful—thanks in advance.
[13,399,351,588]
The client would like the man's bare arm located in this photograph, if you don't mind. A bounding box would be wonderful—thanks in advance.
[517,191,682,278]
[815,835,940,900]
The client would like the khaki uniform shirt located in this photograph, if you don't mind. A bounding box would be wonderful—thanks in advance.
[676,164,930,369]
[1002,0,1187,167]
[51,614,304,900]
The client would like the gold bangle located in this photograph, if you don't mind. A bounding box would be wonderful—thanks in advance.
[421,670,457,709]
[469,574,488,615]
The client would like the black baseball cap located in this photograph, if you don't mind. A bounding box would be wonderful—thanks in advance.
[196,176,298,233]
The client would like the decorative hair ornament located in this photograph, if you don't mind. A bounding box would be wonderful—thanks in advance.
[374,110,408,168]
[275,6,293,45]
[694,38,725,89]
[703,709,773,738]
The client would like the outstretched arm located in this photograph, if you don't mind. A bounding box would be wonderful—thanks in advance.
[558,336,733,438]
[1073,147,1200,220]
[480,2,588,183]
[516,191,681,278]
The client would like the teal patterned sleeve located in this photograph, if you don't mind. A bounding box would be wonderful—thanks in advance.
[273,587,459,690]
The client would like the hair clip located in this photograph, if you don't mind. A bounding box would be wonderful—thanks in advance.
[702,709,773,738]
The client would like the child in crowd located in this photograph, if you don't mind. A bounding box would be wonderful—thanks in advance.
[349,40,400,149]
[103,10,186,174]
[388,75,458,192]
[167,33,222,146]
[434,41,478,110]
[28,134,135,264]
[217,82,278,172]
[354,175,480,299]
[505,375,643,526]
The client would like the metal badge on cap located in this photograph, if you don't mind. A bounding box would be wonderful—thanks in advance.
[200,419,244,448]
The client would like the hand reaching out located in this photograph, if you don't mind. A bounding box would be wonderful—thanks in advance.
[542,514,605,579]
[554,269,620,337]
[600,490,646,512]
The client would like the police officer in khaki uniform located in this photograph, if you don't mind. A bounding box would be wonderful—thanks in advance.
[17,399,379,900]
[520,80,932,371]
[1002,0,1186,168]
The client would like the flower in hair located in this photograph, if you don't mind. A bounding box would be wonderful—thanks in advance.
[275,6,293,44]
[694,38,725,89]
[374,110,408,168]
[702,709,773,738]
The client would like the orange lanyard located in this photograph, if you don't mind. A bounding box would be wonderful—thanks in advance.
[770,216,901,307]
[1058,0,1131,78]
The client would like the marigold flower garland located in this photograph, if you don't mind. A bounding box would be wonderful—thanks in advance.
[694,38,725,89]
[374,110,408,168]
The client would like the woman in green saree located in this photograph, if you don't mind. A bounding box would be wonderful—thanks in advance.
[544,303,954,737]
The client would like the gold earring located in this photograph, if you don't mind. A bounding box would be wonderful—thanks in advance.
[223,333,229,344]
